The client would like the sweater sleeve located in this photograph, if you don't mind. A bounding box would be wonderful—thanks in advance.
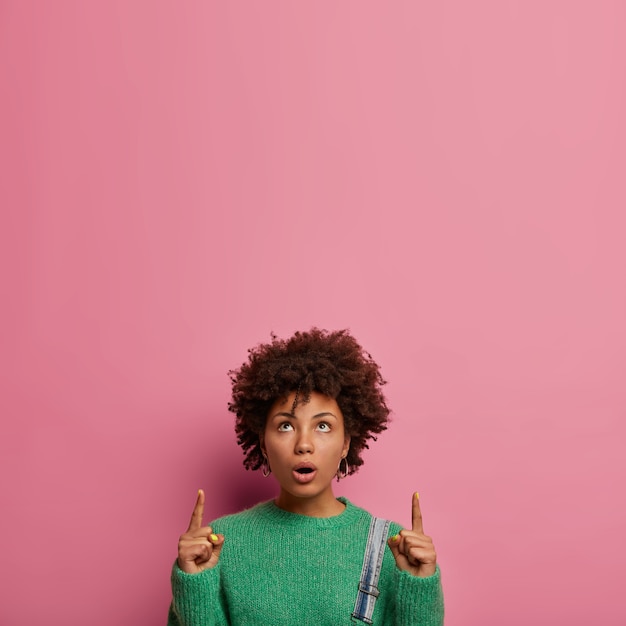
[393,565,444,626]
[167,562,230,626]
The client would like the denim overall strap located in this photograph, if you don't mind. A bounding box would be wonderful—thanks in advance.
[351,517,391,624]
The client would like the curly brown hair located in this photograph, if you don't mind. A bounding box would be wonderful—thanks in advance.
[228,328,390,475]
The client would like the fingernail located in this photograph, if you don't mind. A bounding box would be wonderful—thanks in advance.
[210,534,219,542]
[390,534,399,542]
[414,492,420,500]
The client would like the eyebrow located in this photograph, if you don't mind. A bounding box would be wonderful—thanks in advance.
[270,411,338,420]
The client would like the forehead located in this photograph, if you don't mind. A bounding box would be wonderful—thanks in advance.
[269,390,342,417]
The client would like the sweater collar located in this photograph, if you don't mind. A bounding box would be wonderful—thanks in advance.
[257,496,366,529]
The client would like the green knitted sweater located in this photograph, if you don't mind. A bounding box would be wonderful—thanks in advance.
[168,497,444,626]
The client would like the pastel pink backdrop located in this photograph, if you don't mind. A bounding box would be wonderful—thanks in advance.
[1,2,624,624]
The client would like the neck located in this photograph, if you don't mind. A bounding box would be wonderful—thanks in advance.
[274,488,346,517]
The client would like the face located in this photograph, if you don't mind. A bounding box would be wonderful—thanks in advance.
[262,391,351,510]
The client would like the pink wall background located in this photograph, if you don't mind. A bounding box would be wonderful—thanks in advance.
[1,2,625,624]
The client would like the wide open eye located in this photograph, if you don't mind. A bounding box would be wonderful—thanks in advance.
[316,422,331,432]
[277,422,294,432]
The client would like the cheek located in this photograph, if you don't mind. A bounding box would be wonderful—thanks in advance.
[325,433,348,452]
[263,431,288,454]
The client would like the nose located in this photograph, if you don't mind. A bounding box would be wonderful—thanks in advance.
[295,430,314,455]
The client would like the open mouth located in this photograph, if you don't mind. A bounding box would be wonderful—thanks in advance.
[292,464,317,483]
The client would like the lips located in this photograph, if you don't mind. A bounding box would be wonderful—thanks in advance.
[292,462,318,484]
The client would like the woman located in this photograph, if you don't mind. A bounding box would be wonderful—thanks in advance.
[168,328,444,625]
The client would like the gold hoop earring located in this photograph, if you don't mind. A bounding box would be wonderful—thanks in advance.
[336,456,349,481]
[261,452,271,478]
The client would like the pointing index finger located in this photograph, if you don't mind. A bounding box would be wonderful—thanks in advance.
[187,489,205,531]
[411,492,424,534]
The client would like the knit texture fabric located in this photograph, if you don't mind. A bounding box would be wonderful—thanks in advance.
[169,497,444,626]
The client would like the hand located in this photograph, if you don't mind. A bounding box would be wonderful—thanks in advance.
[177,489,225,574]
[387,492,437,577]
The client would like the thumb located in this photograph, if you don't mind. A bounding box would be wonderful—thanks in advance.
[387,533,402,562]
[208,532,225,564]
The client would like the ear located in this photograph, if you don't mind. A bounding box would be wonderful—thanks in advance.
[259,433,266,456]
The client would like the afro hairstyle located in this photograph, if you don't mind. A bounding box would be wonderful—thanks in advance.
[228,328,390,475]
